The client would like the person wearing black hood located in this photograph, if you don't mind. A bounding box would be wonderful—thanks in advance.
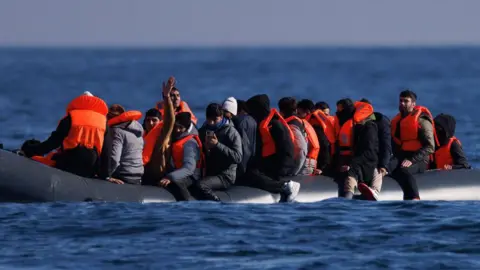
[244,94,300,202]
[232,100,257,180]
[334,98,379,199]
[432,114,470,170]
[197,103,242,201]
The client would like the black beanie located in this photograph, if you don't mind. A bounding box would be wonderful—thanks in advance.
[175,112,192,129]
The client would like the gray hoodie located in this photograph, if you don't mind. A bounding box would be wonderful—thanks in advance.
[102,120,144,184]
[166,124,202,183]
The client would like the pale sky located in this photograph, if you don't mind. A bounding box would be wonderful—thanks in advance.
[0,0,479,47]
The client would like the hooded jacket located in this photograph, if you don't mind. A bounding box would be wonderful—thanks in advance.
[100,120,144,184]
[199,119,243,184]
[166,124,202,182]
[246,94,296,177]
[232,114,257,178]
[373,112,392,169]
[433,114,470,169]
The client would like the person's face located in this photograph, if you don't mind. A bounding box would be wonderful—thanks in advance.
[297,108,309,119]
[170,90,181,108]
[207,116,223,126]
[399,96,415,115]
[336,104,344,115]
[323,108,330,116]
[145,116,160,133]
[224,111,233,120]
[173,124,186,136]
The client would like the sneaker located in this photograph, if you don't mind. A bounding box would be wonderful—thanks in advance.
[358,183,379,201]
[283,181,301,202]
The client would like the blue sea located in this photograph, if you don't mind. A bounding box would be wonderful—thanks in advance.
[1,47,480,269]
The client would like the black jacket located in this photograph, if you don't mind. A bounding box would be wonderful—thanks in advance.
[312,125,332,171]
[433,114,471,169]
[199,120,243,184]
[22,116,72,157]
[373,112,392,169]
[350,119,379,171]
[232,114,257,177]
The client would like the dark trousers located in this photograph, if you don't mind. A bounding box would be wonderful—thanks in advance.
[55,147,98,178]
[197,176,231,201]
[167,177,195,201]
[243,169,287,194]
[389,158,427,200]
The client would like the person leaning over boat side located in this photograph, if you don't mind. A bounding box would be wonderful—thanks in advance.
[143,108,162,136]
[22,91,108,178]
[231,99,257,180]
[158,112,203,201]
[297,99,315,119]
[243,94,300,202]
[142,77,176,184]
[197,103,243,201]
[334,99,379,199]
[432,113,471,170]
[98,104,144,185]
[389,90,436,200]
[278,97,307,176]
[156,85,198,125]
[222,97,237,121]
[355,98,392,201]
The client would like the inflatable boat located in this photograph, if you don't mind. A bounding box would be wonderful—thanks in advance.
[0,149,479,203]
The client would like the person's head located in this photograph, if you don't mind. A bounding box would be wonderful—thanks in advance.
[434,114,456,146]
[143,108,162,133]
[107,104,125,120]
[170,87,182,109]
[297,99,315,119]
[399,90,417,115]
[237,100,249,116]
[359,98,371,105]
[206,103,224,126]
[278,97,297,118]
[173,112,191,137]
[336,98,355,125]
[222,97,237,120]
[315,101,330,116]
[246,94,271,122]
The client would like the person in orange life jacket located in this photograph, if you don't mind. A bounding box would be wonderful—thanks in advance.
[232,99,257,181]
[143,108,162,135]
[244,94,300,202]
[278,97,308,175]
[143,77,177,185]
[98,104,144,185]
[389,90,436,200]
[197,103,243,201]
[334,98,379,199]
[315,101,331,116]
[158,112,202,201]
[297,99,315,119]
[432,114,470,170]
[156,87,198,125]
[21,91,108,178]
[354,98,392,201]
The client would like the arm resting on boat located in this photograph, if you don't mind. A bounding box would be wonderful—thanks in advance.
[22,116,71,157]
[411,117,435,163]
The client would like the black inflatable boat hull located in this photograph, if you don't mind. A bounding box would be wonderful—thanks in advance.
[1,150,479,203]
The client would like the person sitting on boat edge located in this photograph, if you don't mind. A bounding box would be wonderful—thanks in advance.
[143,108,162,136]
[158,112,203,201]
[297,99,315,119]
[21,91,108,178]
[334,99,379,200]
[389,90,436,200]
[356,98,392,201]
[241,94,300,202]
[98,104,144,185]
[232,99,257,181]
[156,85,198,125]
[197,103,243,201]
[432,113,471,170]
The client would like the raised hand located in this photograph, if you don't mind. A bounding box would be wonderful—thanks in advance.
[162,76,176,97]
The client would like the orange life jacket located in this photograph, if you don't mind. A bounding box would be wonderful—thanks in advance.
[337,101,374,156]
[307,110,336,146]
[171,134,204,170]
[142,121,164,165]
[391,106,439,152]
[107,111,142,127]
[62,95,108,154]
[156,100,198,125]
[259,109,295,157]
[285,116,320,160]
[434,137,460,169]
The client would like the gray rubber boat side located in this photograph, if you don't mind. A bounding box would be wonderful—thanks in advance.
[0,149,176,203]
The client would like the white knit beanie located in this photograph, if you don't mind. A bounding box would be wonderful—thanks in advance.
[222,97,237,116]
[83,91,93,97]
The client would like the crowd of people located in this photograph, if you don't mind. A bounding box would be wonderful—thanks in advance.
[19,76,471,202]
